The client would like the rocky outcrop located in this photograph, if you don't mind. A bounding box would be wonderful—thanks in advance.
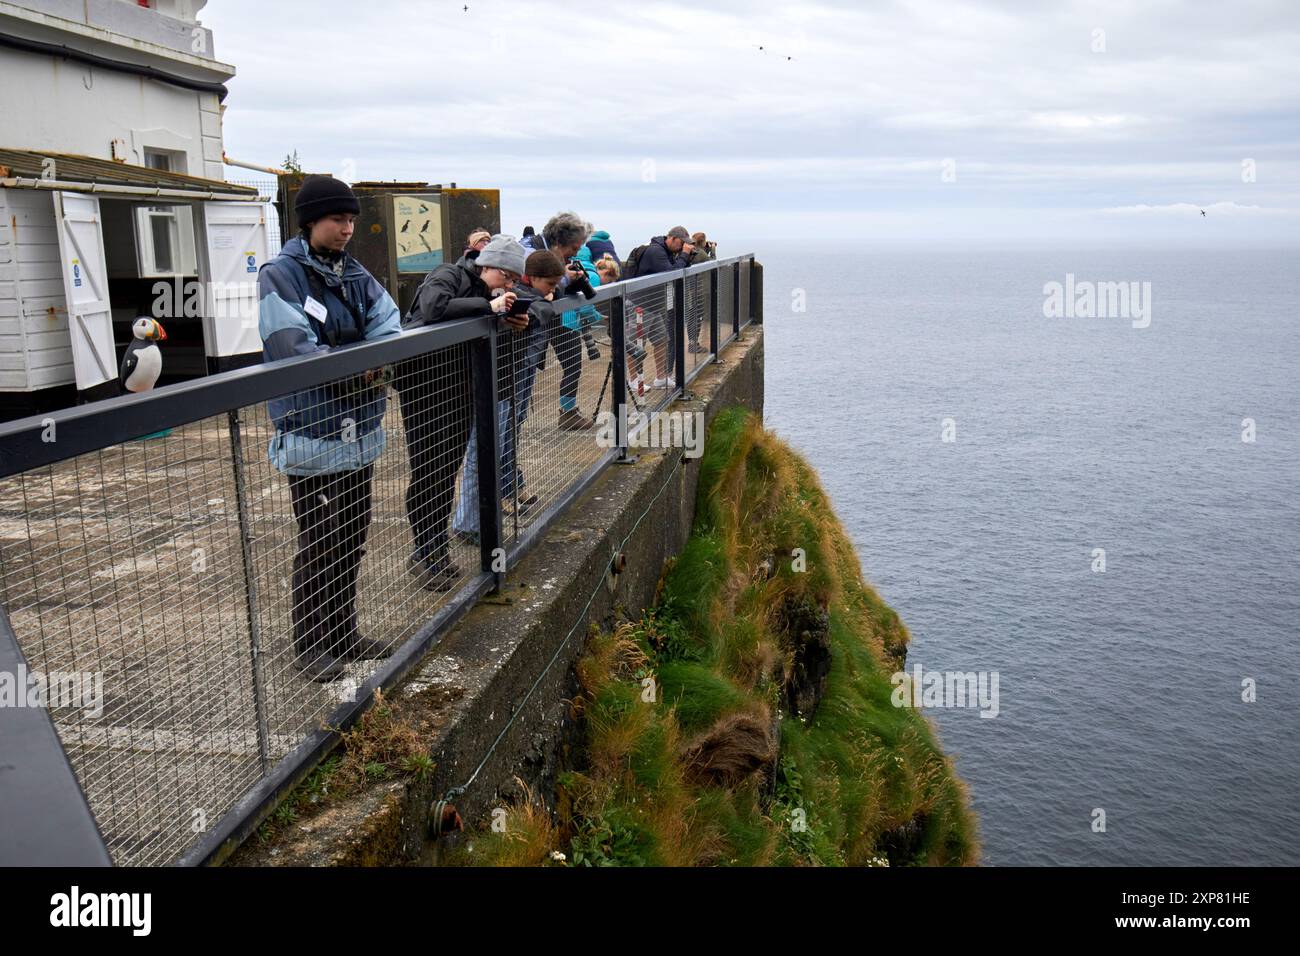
[778,595,832,720]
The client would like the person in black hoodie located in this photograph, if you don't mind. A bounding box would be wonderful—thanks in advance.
[397,235,527,590]
[629,226,694,386]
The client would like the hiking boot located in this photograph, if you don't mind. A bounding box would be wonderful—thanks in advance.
[408,552,461,592]
[341,635,391,662]
[557,409,593,431]
[293,648,348,683]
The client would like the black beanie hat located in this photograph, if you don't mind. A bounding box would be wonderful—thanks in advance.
[295,175,360,228]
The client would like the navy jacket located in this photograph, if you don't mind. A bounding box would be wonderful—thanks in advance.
[634,236,690,277]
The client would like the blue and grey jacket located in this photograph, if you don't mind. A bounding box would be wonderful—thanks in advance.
[257,236,402,476]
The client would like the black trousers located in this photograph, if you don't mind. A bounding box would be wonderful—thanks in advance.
[398,352,474,563]
[549,325,584,408]
[287,465,373,659]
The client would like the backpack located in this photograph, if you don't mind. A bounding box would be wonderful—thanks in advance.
[624,244,649,279]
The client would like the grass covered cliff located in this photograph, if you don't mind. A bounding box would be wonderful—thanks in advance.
[457,407,977,866]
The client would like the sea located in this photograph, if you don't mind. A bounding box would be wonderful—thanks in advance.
[752,242,1300,866]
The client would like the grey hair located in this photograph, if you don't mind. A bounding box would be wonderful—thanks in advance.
[542,211,591,249]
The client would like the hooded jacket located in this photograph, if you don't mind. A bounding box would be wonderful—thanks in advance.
[564,245,603,332]
[257,236,401,476]
[586,230,618,263]
[633,235,690,277]
[509,280,557,372]
[519,235,598,333]
[403,251,494,329]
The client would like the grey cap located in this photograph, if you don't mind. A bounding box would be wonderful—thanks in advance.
[667,226,690,241]
[476,235,526,275]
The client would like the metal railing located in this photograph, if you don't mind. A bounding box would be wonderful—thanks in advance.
[0,252,760,866]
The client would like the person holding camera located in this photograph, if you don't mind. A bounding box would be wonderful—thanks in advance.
[450,249,566,538]
[627,226,694,387]
[257,175,402,682]
[520,212,599,430]
[398,235,528,591]
[686,231,717,354]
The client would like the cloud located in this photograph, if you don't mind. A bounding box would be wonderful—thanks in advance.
[1101,201,1298,217]
[200,0,1300,242]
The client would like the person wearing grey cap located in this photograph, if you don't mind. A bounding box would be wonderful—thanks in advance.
[396,235,528,591]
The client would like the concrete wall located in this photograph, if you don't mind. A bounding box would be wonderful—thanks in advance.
[0,45,226,180]
[232,321,765,866]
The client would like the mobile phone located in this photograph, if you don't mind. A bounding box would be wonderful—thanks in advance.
[508,297,532,316]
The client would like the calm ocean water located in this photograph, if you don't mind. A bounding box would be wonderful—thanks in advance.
[753,243,1300,865]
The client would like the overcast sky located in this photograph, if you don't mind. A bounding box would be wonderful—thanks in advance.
[203,0,1300,247]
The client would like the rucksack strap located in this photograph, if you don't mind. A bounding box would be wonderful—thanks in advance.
[300,261,365,347]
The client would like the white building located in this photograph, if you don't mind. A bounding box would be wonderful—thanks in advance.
[0,0,270,415]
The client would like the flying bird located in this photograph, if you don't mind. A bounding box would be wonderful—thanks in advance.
[1200,209,1206,217]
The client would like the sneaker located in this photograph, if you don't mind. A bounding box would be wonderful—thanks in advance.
[557,408,593,431]
[294,648,348,683]
[341,636,391,662]
[452,528,480,547]
[688,342,708,354]
[652,377,676,389]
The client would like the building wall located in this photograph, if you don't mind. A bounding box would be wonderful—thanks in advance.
[0,45,225,180]
[0,188,72,391]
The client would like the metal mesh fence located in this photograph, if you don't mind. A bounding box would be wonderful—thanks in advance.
[0,255,759,865]
[683,272,712,385]
[718,262,737,348]
[623,282,679,418]
[225,175,283,252]
[738,259,752,332]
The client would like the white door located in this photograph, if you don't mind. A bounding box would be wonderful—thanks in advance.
[52,192,116,392]
[199,201,270,359]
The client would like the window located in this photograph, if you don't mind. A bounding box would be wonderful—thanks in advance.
[136,149,196,276]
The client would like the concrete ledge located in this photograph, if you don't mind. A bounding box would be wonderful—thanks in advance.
[233,325,764,866]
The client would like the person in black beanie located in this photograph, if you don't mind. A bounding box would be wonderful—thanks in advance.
[257,175,401,682]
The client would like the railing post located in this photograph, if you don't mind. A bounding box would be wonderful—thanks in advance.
[709,266,720,360]
[674,274,687,394]
[226,409,271,775]
[472,329,503,583]
[610,292,631,460]
[732,262,742,338]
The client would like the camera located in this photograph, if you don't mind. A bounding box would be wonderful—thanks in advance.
[565,261,597,300]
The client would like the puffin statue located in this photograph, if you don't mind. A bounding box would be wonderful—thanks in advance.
[120,317,167,393]
[120,317,170,439]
